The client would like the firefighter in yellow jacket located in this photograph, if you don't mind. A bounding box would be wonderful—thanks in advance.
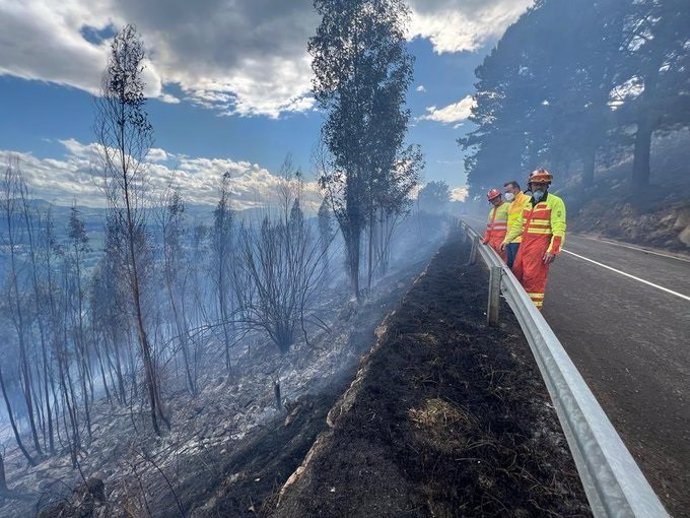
[501,169,566,309]
[482,189,509,262]
[502,180,531,268]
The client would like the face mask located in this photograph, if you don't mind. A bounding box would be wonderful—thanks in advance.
[532,190,545,202]
[504,192,515,202]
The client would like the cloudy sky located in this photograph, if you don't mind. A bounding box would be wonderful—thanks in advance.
[0,0,533,209]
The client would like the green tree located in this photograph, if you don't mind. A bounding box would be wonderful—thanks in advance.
[310,0,416,298]
[617,0,690,187]
[417,180,451,214]
[462,0,690,194]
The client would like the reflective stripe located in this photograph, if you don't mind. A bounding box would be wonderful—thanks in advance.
[532,210,551,219]
[526,228,553,235]
[530,218,550,225]
[528,292,545,308]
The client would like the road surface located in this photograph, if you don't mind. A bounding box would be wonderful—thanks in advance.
[546,234,689,517]
[465,217,690,516]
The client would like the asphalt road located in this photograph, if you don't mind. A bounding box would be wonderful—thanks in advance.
[464,217,690,516]
[545,235,690,517]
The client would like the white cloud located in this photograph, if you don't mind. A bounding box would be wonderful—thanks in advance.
[148,148,169,162]
[416,85,426,92]
[0,0,533,116]
[0,1,171,99]
[0,0,316,118]
[420,95,476,124]
[408,0,534,53]
[450,186,468,202]
[0,140,321,211]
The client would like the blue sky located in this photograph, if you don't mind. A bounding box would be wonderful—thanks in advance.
[0,0,533,209]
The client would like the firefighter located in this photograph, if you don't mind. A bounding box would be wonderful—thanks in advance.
[501,169,566,309]
[482,188,509,261]
[502,180,531,268]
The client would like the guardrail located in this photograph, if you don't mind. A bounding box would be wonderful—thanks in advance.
[458,219,668,518]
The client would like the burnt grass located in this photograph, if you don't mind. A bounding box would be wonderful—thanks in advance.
[35,229,591,517]
[268,232,591,518]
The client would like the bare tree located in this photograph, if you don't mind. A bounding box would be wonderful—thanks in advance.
[0,365,36,466]
[159,187,196,395]
[239,160,328,353]
[210,172,235,371]
[317,197,335,273]
[64,206,93,439]
[95,24,168,435]
[0,159,44,459]
[367,147,422,281]
[91,219,130,406]
[17,182,58,455]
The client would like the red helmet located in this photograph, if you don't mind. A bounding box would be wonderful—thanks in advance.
[528,168,553,185]
[487,188,502,201]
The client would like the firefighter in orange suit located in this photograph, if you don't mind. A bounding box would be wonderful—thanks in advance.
[501,169,566,309]
[482,189,509,262]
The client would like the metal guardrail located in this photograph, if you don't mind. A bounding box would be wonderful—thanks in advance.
[458,219,669,518]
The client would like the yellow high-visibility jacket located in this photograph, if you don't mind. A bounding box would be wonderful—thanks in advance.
[503,192,566,254]
[506,191,531,244]
[483,202,509,243]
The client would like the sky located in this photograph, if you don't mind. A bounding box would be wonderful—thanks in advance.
[0,0,534,210]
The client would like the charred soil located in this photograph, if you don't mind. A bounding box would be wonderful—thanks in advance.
[268,232,591,518]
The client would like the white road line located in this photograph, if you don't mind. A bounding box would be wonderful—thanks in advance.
[574,235,690,263]
[563,249,690,302]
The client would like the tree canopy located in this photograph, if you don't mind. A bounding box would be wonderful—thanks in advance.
[460,0,690,192]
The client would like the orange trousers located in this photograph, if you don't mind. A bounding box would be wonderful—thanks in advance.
[487,232,508,262]
[512,234,551,309]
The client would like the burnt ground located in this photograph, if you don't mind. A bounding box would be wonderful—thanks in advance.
[28,238,436,518]
[29,228,591,518]
[267,232,591,518]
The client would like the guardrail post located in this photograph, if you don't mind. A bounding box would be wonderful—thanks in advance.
[468,236,479,265]
[487,266,502,326]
